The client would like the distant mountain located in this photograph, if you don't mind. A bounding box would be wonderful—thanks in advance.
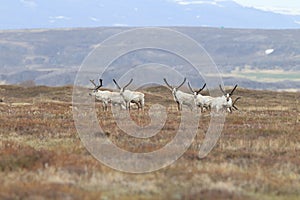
[1,0,300,29]
[0,27,299,91]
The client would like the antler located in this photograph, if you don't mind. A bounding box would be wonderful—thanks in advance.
[219,84,226,95]
[176,77,186,89]
[98,79,103,86]
[229,84,238,96]
[94,79,103,90]
[90,79,103,90]
[187,82,194,93]
[90,79,97,87]
[196,83,206,94]
[188,82,206,95]
[232,97,241,110]
[113,79,121,90]
[123,79,133,90]
[163,78,173,89]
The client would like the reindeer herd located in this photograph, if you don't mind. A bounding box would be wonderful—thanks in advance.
[89,78,241,113]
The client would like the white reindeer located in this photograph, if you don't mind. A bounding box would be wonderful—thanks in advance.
[113,79,145,111]
[89,79,111,111]
[209,84,240,113]
[163,77,195,111]
[89,79,126,110]
[187,82,213,112]
[109,92,127,109]
[218,84,241,112]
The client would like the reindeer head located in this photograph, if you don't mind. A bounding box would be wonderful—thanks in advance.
[163,77,186,96]
[89,79,103,96]
[219,84,241,112]
[219,84,237,102]
[113,78,133,95]
[188,82,206,98]
[225,97,242,113]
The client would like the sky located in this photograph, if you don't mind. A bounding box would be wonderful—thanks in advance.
[233,0,300,15]
[17,0,300,16]
[2,0,300,29]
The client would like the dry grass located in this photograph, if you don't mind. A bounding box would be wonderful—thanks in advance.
[0,85,299,200]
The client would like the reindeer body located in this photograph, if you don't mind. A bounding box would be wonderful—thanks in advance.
[187,82,210,112]
[172,89,195,111]
[89,79,126,110]
[209,85,240,113]
[121,89,145,110]
[90,90,127,110]
[89,90,111,111]
[195,94,214,111]
[209,96,230,112]
[113,79,145,111]
[109,91,126,109]
[164,78,195,111]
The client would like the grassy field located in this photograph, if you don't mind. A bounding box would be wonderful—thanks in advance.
[0,85,299,200]
[224,68,300,83]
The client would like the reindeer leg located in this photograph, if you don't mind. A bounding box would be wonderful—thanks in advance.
[176,101,180,111]
[104,102,108,111]
[141,98,145,112]
[177,102,179,111]
[127,101,130,111]
[189,104,194,111]
[102,102,105,111]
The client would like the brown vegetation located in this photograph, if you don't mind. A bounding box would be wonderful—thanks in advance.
[0,85,299,200]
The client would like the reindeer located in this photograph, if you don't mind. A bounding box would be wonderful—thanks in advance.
[219,84,241,112]
[109,92,127,110]
[89,79,126,110]
[89,79,111,111]
[163,77,195,111]
[113,79,145,110]
[209,84,241,113]
[187,82,213,112]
